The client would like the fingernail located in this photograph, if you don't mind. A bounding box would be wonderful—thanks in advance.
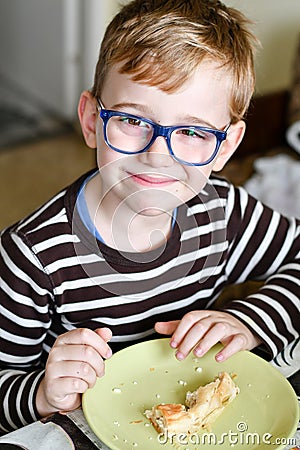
[176,351,185,360]
[105,348,112,359]
[216,353,224,362]
[194,347,203,357]
[170,340,178,348]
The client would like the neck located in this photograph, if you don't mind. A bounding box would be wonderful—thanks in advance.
[110,208,173,252]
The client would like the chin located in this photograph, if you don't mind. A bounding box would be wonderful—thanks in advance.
[130,187,186,214]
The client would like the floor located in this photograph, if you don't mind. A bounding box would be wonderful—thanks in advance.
[0,73,73,149]
[0,131,96,230]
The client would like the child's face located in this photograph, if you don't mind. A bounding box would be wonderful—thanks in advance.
[81,61,245,218]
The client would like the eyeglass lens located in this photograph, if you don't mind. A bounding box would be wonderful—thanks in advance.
[105,114,219,164]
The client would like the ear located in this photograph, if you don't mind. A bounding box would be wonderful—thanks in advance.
[213,120,246,171]
[77,90,97,148]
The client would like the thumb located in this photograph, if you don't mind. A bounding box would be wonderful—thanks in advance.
[155,320,180,335]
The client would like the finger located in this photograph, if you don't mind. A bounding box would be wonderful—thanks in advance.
[56,328,112,359]
[154,321,180,336]
[48,344,106,378]
[175,320,211,360]
[95,327,113,343]
[47,359,101,389]
[169,311,209,349]
[193,322,228,357]
[48,375,89,401]
[215,334,247,362]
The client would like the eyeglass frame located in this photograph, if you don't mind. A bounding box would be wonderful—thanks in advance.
[97,99,230,166]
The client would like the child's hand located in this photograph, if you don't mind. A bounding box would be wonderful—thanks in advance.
[155,310,261,362]
[36,327,112,417]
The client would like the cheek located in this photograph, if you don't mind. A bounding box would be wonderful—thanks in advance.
[182,166,211,196]
[97,145,118,169]
[171,167,210,206]
[95,123,120,169]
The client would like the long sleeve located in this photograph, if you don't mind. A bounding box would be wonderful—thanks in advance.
[222,184,300,358]
[0,226,53,435]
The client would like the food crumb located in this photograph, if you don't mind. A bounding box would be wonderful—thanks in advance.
[112,387,122,393]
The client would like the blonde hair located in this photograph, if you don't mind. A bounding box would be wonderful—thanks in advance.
[91,0,258,123]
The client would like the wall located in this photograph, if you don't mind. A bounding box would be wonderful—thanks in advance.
[223,0,300,95]
[81,0,120,92]
[0,0,120,119]
[0,0,66,114]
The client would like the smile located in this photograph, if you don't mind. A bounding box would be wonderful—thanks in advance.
[128,172,179,187]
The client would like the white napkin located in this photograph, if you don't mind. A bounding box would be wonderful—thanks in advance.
[244,154,300,218]
[0,421,73,449]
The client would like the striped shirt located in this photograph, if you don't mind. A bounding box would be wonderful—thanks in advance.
[1,170,299,434]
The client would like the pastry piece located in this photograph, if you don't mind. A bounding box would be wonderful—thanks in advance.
[186,371,239,430]
[146,403,193,435]
[145,372,239,436]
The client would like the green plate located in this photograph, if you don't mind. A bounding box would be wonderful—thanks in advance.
[82,339,299,450]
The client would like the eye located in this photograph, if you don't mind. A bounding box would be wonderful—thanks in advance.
[120,117,148,128]
[179,128,204,139]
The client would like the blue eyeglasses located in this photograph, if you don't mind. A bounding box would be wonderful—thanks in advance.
[97,99,230,166]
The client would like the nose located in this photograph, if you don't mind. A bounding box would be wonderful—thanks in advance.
[138,136,174,168]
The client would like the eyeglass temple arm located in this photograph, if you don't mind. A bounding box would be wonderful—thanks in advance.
[96,98,105,110]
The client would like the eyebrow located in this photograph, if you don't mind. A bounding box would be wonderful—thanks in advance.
[108,102,216,129]
[110,102,153,115]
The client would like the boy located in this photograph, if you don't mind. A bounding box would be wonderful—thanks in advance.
[1,0,299,435]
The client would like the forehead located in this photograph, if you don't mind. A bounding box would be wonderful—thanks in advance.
[101,62,232,127]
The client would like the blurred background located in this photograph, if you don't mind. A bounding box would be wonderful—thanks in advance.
[0,0,300,229]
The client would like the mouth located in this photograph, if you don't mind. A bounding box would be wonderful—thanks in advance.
[127,172,179,187]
